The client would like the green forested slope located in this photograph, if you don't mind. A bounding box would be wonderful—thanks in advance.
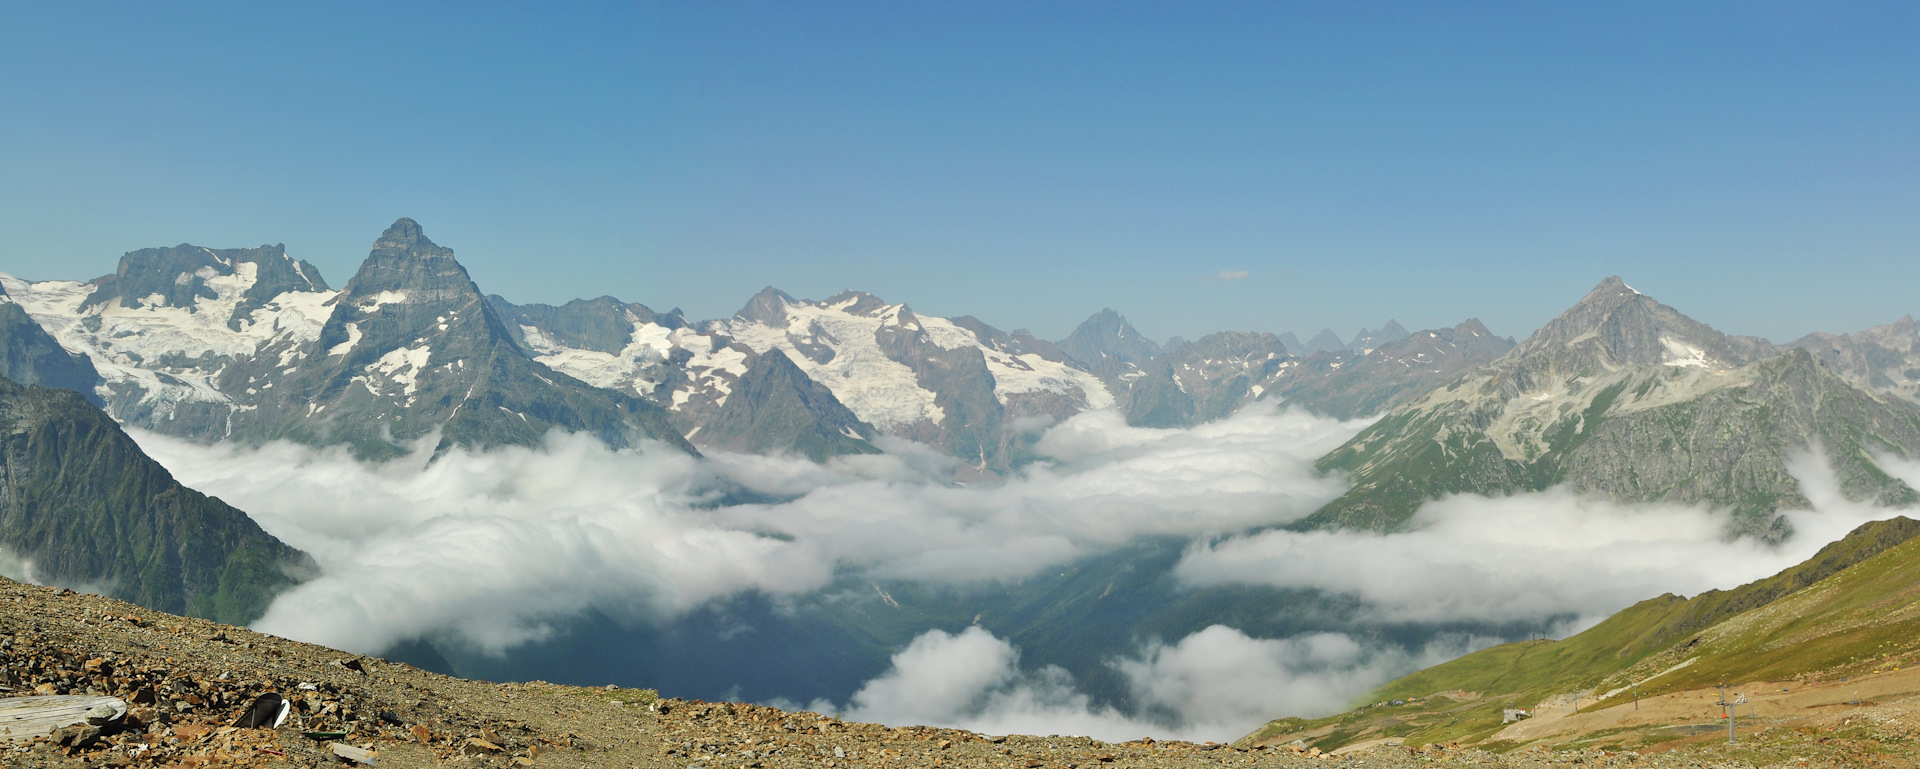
[0,376,310,624]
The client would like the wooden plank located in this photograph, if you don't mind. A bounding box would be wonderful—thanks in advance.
[0,695,127,740]
[332,743,377,765]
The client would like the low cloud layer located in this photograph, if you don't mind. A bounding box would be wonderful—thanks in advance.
[133,403,1363,655]
[1175,449,1920,629]
[821,625,1490,743]
[129,405,1920,742]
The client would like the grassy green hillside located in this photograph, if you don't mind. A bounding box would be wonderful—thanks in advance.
[1238,516,1920,750]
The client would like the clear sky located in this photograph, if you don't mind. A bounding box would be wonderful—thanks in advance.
[2,2,1916,345]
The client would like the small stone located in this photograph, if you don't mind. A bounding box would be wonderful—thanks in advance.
[53,724,104,748]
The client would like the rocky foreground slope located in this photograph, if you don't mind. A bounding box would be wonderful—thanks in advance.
[5,576,1914,768]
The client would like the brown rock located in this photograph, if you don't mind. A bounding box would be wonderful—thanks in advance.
[52,723,103,748]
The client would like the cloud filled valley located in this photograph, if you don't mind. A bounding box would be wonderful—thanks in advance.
[127,402,1920,742]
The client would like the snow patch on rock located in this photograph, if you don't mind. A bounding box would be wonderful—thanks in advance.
[1,266,338,406]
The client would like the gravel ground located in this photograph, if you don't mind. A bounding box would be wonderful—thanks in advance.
[6,577,1917,768]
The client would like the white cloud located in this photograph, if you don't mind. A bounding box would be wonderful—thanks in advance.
[1174,448,1917,627]
[824,625,1492,743]
[1204,270,1250,281]
[130,402,1366,655]
[127,408,1920,743]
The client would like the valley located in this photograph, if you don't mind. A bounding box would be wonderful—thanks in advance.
[2,221,1919,750]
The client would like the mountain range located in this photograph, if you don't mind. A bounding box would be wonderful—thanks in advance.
[3,219,1920,721]
[2,219,1499,473]
[1304,277,1920,537]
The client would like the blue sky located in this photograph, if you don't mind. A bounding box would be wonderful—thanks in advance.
[2,2,1916,344]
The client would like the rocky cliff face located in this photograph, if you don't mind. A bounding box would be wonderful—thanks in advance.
[5,221,693,460]
[2,245,336,441]
[0,283,101,402]
[490,291,887,460]
[1303,277,1920,534]
[0,376,309,624]
[1116,331,1294,428]
[1788,315,1920,407]
[1055,308,1162,370]
[691,349,880,461]
[227,219,693,460]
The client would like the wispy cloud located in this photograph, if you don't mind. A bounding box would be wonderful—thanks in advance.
[1201,269,1250,281]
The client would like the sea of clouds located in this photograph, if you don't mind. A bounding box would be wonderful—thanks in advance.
[131,402,1920,742]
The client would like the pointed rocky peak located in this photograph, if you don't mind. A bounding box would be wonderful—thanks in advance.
[1057,308,1161,366]
[372,217,441,253]
[735,287,797,327]
[1276,332,1303,355]
[1508,277,1775,374]
[340,219,477,298]
[1163,335,1188,355]
[312,219,501,369]
[1856,315,1920,346]
[1453,318,1497,338]
[1304,329,1347,354]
